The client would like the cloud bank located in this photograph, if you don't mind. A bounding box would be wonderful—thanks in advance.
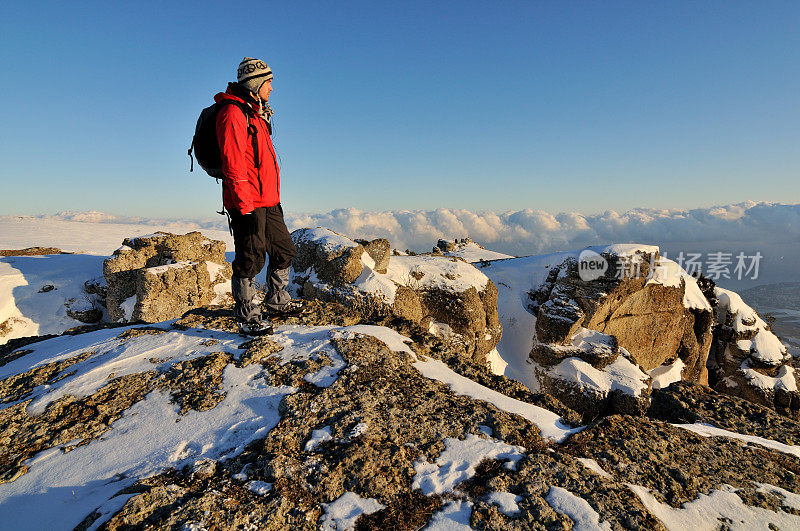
[46,201,800,257]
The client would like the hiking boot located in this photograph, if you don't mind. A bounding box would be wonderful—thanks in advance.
[237,319,274,336]
[265,299,308,319]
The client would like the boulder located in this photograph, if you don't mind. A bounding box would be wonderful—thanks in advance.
[521,246,715,418]
[104,232,231,323]
[532,328,651,419]
[532,249,714,383]
[355,238,391,274]
[293,228,365,285]
[290,228,502,362]
[708,287,797,417]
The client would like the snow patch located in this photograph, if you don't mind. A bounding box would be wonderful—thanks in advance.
[576,458,613,479]
[646,258,712,311]
[649,358,685,390]
[739,362,797,392]
[485,491,523,516]
[425,500,473,530]
[245,481,273,496]
[716,287,787,365]
[0,363,293,530]
[120,294,137,322]
[305,426,333,451]
[320,492,385,530]
[544,348,651,398]
[413,434,526,495]
[673,422,800,458]
[485,348,508,376]
[628,483,800,530]
[385,255,490,292]
[442,242,514,263]
[295,227,359,254]
[546,486,611,530]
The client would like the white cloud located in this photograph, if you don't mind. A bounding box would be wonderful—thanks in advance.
[277,201,799,257]
[41,201,800,258]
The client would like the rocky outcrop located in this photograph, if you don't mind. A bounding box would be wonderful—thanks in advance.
[291,228,501,363]
[531,249,713,378]
[523,246,715,418]
[103,232,232,323]
[4,306,800,530]
[708,287,797,417]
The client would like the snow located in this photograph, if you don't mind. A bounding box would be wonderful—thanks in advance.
[328,325,581,442]
[485,491,523,515]
[294,227,359,254]
[543,349,651,398]
[428,319,455,339]
[755,483,800,511]
[211,279,232,305]
[0,255,108,344]
[0,363,292,530]
[319,492,385,530]
[120,294,137,322]
[425,500,473,530]
[144,260,195,275]
[739,362,797,392]
[0,260,38,342]
[412,355,582,442]
[245,481,273,495]
[348,422,369,439]
[205,261,227,282]
[0,323,359,530]
[628,483,800,530]
[646,258,712,311]
[305,426,333,451]
[569,328,616,351]
[268,326,348,388]
[353,252,397,303]
[413,434,526,495]
[649,358,685,390]
[673,423,800,459]
[385,255,490,292]
[0,216,233,256]
[485,348,508,376]
[716,287,787,365]
[546,486,611,530]
[576,458,613,479]
[589,243,660,257]
[479,251,577,389]
[20,328,242,415]
[442,242,514,262]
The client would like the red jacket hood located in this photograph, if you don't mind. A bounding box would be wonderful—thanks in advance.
[214,86,261,114]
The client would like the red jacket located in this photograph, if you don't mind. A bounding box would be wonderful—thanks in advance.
[215,86,280,214]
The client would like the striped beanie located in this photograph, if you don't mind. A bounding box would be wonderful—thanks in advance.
[237,57,273,94]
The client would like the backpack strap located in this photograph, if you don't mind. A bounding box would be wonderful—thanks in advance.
[221,100,260,169]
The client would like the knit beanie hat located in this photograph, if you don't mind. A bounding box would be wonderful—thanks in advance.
[237,57,273,94]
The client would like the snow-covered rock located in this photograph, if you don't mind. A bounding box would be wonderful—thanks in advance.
[433,237,515,262]
[709,287,796,417]
[103,232,231,323]
[480,244,716,417]
[291,228,502,362]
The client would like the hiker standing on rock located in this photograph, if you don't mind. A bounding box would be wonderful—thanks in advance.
[215,57,306,335]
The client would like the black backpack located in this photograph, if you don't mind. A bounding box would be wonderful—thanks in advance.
[188,99,262,179]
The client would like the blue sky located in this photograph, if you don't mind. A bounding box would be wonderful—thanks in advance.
[1,1,798,219]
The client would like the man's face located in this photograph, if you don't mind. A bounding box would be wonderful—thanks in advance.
[258,80,273,102]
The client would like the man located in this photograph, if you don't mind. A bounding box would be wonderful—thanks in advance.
[215,57,305,335]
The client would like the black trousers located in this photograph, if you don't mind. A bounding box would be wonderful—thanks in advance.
[229,204,296,279]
